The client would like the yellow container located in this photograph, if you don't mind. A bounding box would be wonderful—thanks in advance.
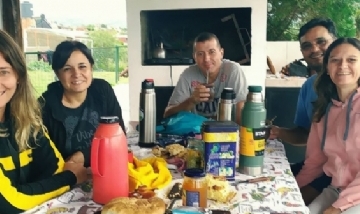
[202,121,238,180]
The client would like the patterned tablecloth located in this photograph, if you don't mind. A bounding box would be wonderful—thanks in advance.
[24,133,310,214]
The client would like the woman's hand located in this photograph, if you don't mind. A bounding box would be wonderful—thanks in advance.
[66,151,85,164]
[64,162,87,184]
[323,206,341,214]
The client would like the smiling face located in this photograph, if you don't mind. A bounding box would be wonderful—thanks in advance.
[327,43,360,89]
[300,26,335,72]
[193,38,224,75]
[57,50,92,94]
[0,53,18,109]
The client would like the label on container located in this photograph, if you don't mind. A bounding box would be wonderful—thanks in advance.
[203,132,238,142]
[203,132,237,180]
[235,130,240,168]
[172,207,204,214]
[184,190,200,207]
[240,127,266,157]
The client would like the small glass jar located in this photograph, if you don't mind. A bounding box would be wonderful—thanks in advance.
[186,138,204,170]
[182,169,207,208]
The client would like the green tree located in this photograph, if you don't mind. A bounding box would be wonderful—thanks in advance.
[88,30,127,72]
[355,9,360,37]
[267,0,360,41]
[89,30,121,47]
[86,24,95,31]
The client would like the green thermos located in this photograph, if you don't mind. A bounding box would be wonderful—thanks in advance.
[239,86,267,176]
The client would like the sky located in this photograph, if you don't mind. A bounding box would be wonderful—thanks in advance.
[24,0,127,27]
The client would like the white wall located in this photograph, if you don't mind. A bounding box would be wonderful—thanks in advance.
[266,41,303,73]
[0,0,3,30]
[126,0,268,121]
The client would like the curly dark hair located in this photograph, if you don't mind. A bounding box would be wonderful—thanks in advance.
[313,37,360,122]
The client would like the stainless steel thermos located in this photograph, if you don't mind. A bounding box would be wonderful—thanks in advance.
[138,79,156,147]
[217,87,236,122]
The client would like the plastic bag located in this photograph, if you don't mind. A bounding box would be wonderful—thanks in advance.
[156,111,210,135]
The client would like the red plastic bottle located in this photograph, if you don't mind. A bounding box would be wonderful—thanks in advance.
[91,116,129,204]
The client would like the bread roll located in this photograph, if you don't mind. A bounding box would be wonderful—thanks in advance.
[101,197,166,214]
[205,174,237,203]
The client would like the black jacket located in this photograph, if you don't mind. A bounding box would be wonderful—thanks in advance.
[39,79,126,167]
[0,112,76,213]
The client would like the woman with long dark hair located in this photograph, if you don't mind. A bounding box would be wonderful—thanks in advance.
[296,37,360,214]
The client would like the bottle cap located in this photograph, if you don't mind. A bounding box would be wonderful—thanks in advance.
[184,168,206,178]
[142,79,155,89]
[221,87,234,100]
[100,116,119,124]
[248,86,262,93]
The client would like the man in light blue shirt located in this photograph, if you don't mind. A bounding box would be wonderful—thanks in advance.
[269,18,337,205]
[293,74,318,129]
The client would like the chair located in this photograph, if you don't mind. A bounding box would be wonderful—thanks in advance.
[154,86,175,125]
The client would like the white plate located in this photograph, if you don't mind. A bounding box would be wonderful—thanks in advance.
[155,179,240,210]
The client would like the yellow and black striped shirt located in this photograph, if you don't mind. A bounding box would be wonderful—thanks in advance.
[0,121,76,213]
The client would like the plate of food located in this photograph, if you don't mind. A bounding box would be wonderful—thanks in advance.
[101,196,166,214]
[94,185,167,214]
[155,174,240,210]
[152,143,204,172]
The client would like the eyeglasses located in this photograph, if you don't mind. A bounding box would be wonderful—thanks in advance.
[300,38,331,51]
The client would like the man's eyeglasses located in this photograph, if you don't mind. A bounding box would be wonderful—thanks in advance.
[300,38,331,51]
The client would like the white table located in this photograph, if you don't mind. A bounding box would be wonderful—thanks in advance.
[24,134,309,214]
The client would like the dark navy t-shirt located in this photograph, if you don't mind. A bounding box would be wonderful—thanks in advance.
[62,99,100,153]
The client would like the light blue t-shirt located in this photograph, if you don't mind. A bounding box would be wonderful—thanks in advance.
[293,74,318,130]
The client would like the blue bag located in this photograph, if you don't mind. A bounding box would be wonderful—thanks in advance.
[156,111,210,135]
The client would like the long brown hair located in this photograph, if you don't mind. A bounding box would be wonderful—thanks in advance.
[313,37,360,122]
[0,30,44,151]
